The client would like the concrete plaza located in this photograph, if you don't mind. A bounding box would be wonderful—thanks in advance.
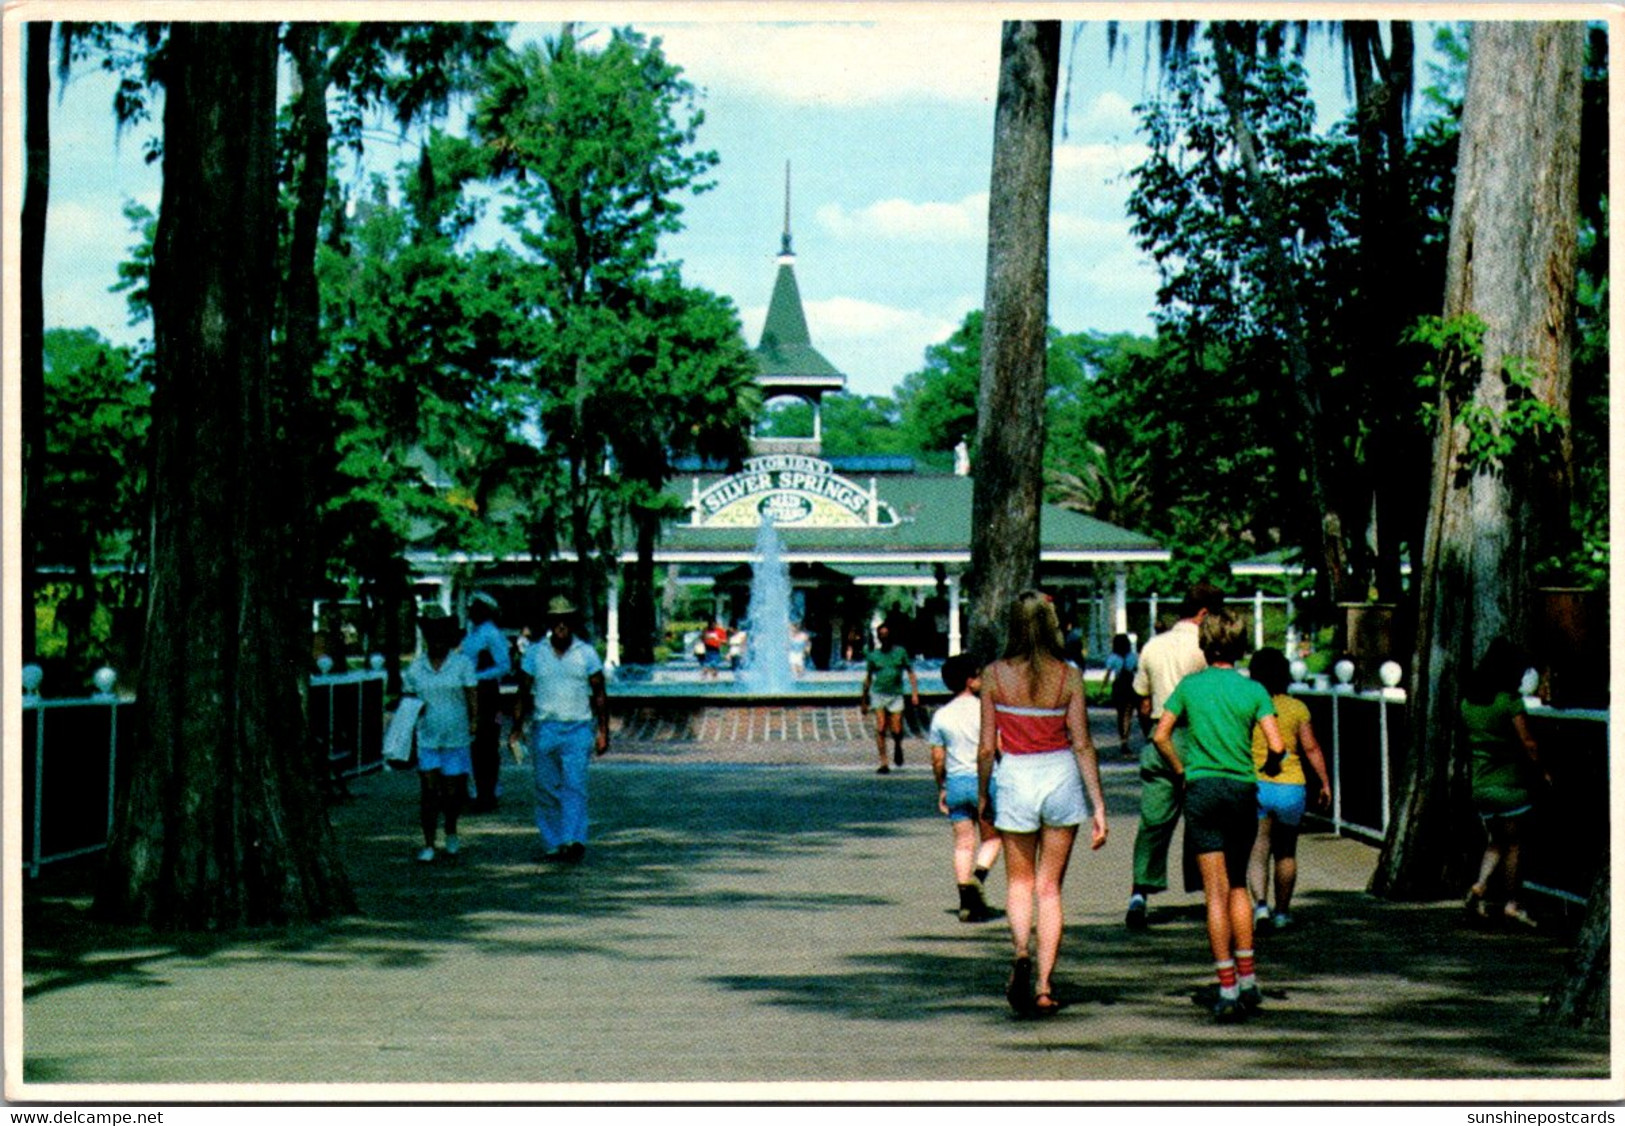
[16,709,1613,1100]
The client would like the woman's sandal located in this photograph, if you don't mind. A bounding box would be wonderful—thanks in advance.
[1032,992,1061,1018]
[1503,905,1539,930]
[1006,956,1034,1016]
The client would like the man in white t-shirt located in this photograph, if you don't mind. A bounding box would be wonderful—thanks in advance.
[930,655,1002,923]
[514,595,608,863]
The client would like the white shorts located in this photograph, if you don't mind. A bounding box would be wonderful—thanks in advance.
[418,744,472,776]
[993,750,1086,832]
[868,693,906,714]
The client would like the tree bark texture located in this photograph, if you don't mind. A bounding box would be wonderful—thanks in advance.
[1372,21,1583,900]
[97,24,354,929]
[966,21,1060,665]
[1541,860,1609,1029]
[22,21,50,662]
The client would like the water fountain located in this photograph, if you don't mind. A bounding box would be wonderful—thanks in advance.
[737,518,795,693]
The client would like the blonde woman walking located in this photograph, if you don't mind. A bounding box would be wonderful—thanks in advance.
[978,591,1109,1017]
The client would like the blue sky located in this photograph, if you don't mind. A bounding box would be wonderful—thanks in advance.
[39,17,1430,397]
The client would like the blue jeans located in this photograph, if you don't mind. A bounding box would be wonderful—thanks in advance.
[531,720,595,850]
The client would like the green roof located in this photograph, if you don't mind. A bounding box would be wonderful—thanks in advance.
[756,263,843,381]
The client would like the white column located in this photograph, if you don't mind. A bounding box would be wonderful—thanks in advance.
[437,578,453,617]
[1148,591,1160,631]
[1113,567,1129,635]
[605,576,621,670]
[947,574,963,656]
[1254,589,1266,651]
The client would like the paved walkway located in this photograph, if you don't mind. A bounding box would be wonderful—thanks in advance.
[17,710,1612,1099]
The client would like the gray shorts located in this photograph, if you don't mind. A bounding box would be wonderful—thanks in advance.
[868,693,906,714]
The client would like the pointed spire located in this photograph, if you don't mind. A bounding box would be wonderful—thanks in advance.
[778,160,794,261]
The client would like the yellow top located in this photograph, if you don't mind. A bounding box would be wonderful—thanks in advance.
[1252,694,1309,785]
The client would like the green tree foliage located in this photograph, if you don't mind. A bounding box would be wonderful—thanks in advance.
[895,310,983,455]
[607,271,758,662]
[35,329,151,679]
[1126,36,1443,606]
[472,26,723,627]
[315,158,532,674]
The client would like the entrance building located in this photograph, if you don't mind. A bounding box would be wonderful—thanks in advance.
[408,179,1169,665]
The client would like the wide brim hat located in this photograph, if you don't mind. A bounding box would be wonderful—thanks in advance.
[545,595,579,619]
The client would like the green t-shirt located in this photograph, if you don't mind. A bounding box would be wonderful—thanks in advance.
[1163,667,1276,782]
[1462,691,1533,812]
[865,645,913,697]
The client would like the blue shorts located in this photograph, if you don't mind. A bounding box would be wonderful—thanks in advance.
[1257,781,1306,827]
[944,773,993,822]
[993,751,1086,833]
[418,743,472,776]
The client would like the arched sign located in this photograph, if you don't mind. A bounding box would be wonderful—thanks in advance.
[692,455,899,528]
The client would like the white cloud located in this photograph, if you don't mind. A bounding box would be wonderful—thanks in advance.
[816,193,987,243]
[806,296,956,343]
[1065,89,1141,136]
[632,22,1001,107]
[1053,140,1150,182]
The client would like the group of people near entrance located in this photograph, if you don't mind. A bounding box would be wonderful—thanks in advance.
[925,582,1547,1023]
[397,578,1549,1023]
[402,594,609,867]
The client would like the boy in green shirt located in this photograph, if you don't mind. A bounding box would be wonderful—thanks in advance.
[1153,608,1285,1023]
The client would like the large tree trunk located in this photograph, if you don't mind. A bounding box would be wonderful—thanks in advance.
[1542,860,1609,1030]
[1210,23,1359,610]
[22,21,50,663]
[96,23,354,930]
[1371,22,1583,900]
[966,21,1059,664]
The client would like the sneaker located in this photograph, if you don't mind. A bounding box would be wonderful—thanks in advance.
[415,847,436,864]
[1239,984,1263,1013]
[1213,995,1247,1024]
[876,764,891,775]
[1254,903,1271,925]
[562,842,586,863]
[1125,894,1148,930]
[444,834,460,857]
[1271,912,1293,932]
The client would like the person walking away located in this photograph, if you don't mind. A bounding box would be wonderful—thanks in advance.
[514,595,610,863]
[1461,639,1548,929]
[403,614,478,863]
[978,591,1108,1017]
[1103,632,1139,756]
[1243,648,1330,933]
[861,619,919,772]
[930,654,1002,923]
[461,592,511,813]
[1125,582,1225,929]
[1152,608,1284,1023]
